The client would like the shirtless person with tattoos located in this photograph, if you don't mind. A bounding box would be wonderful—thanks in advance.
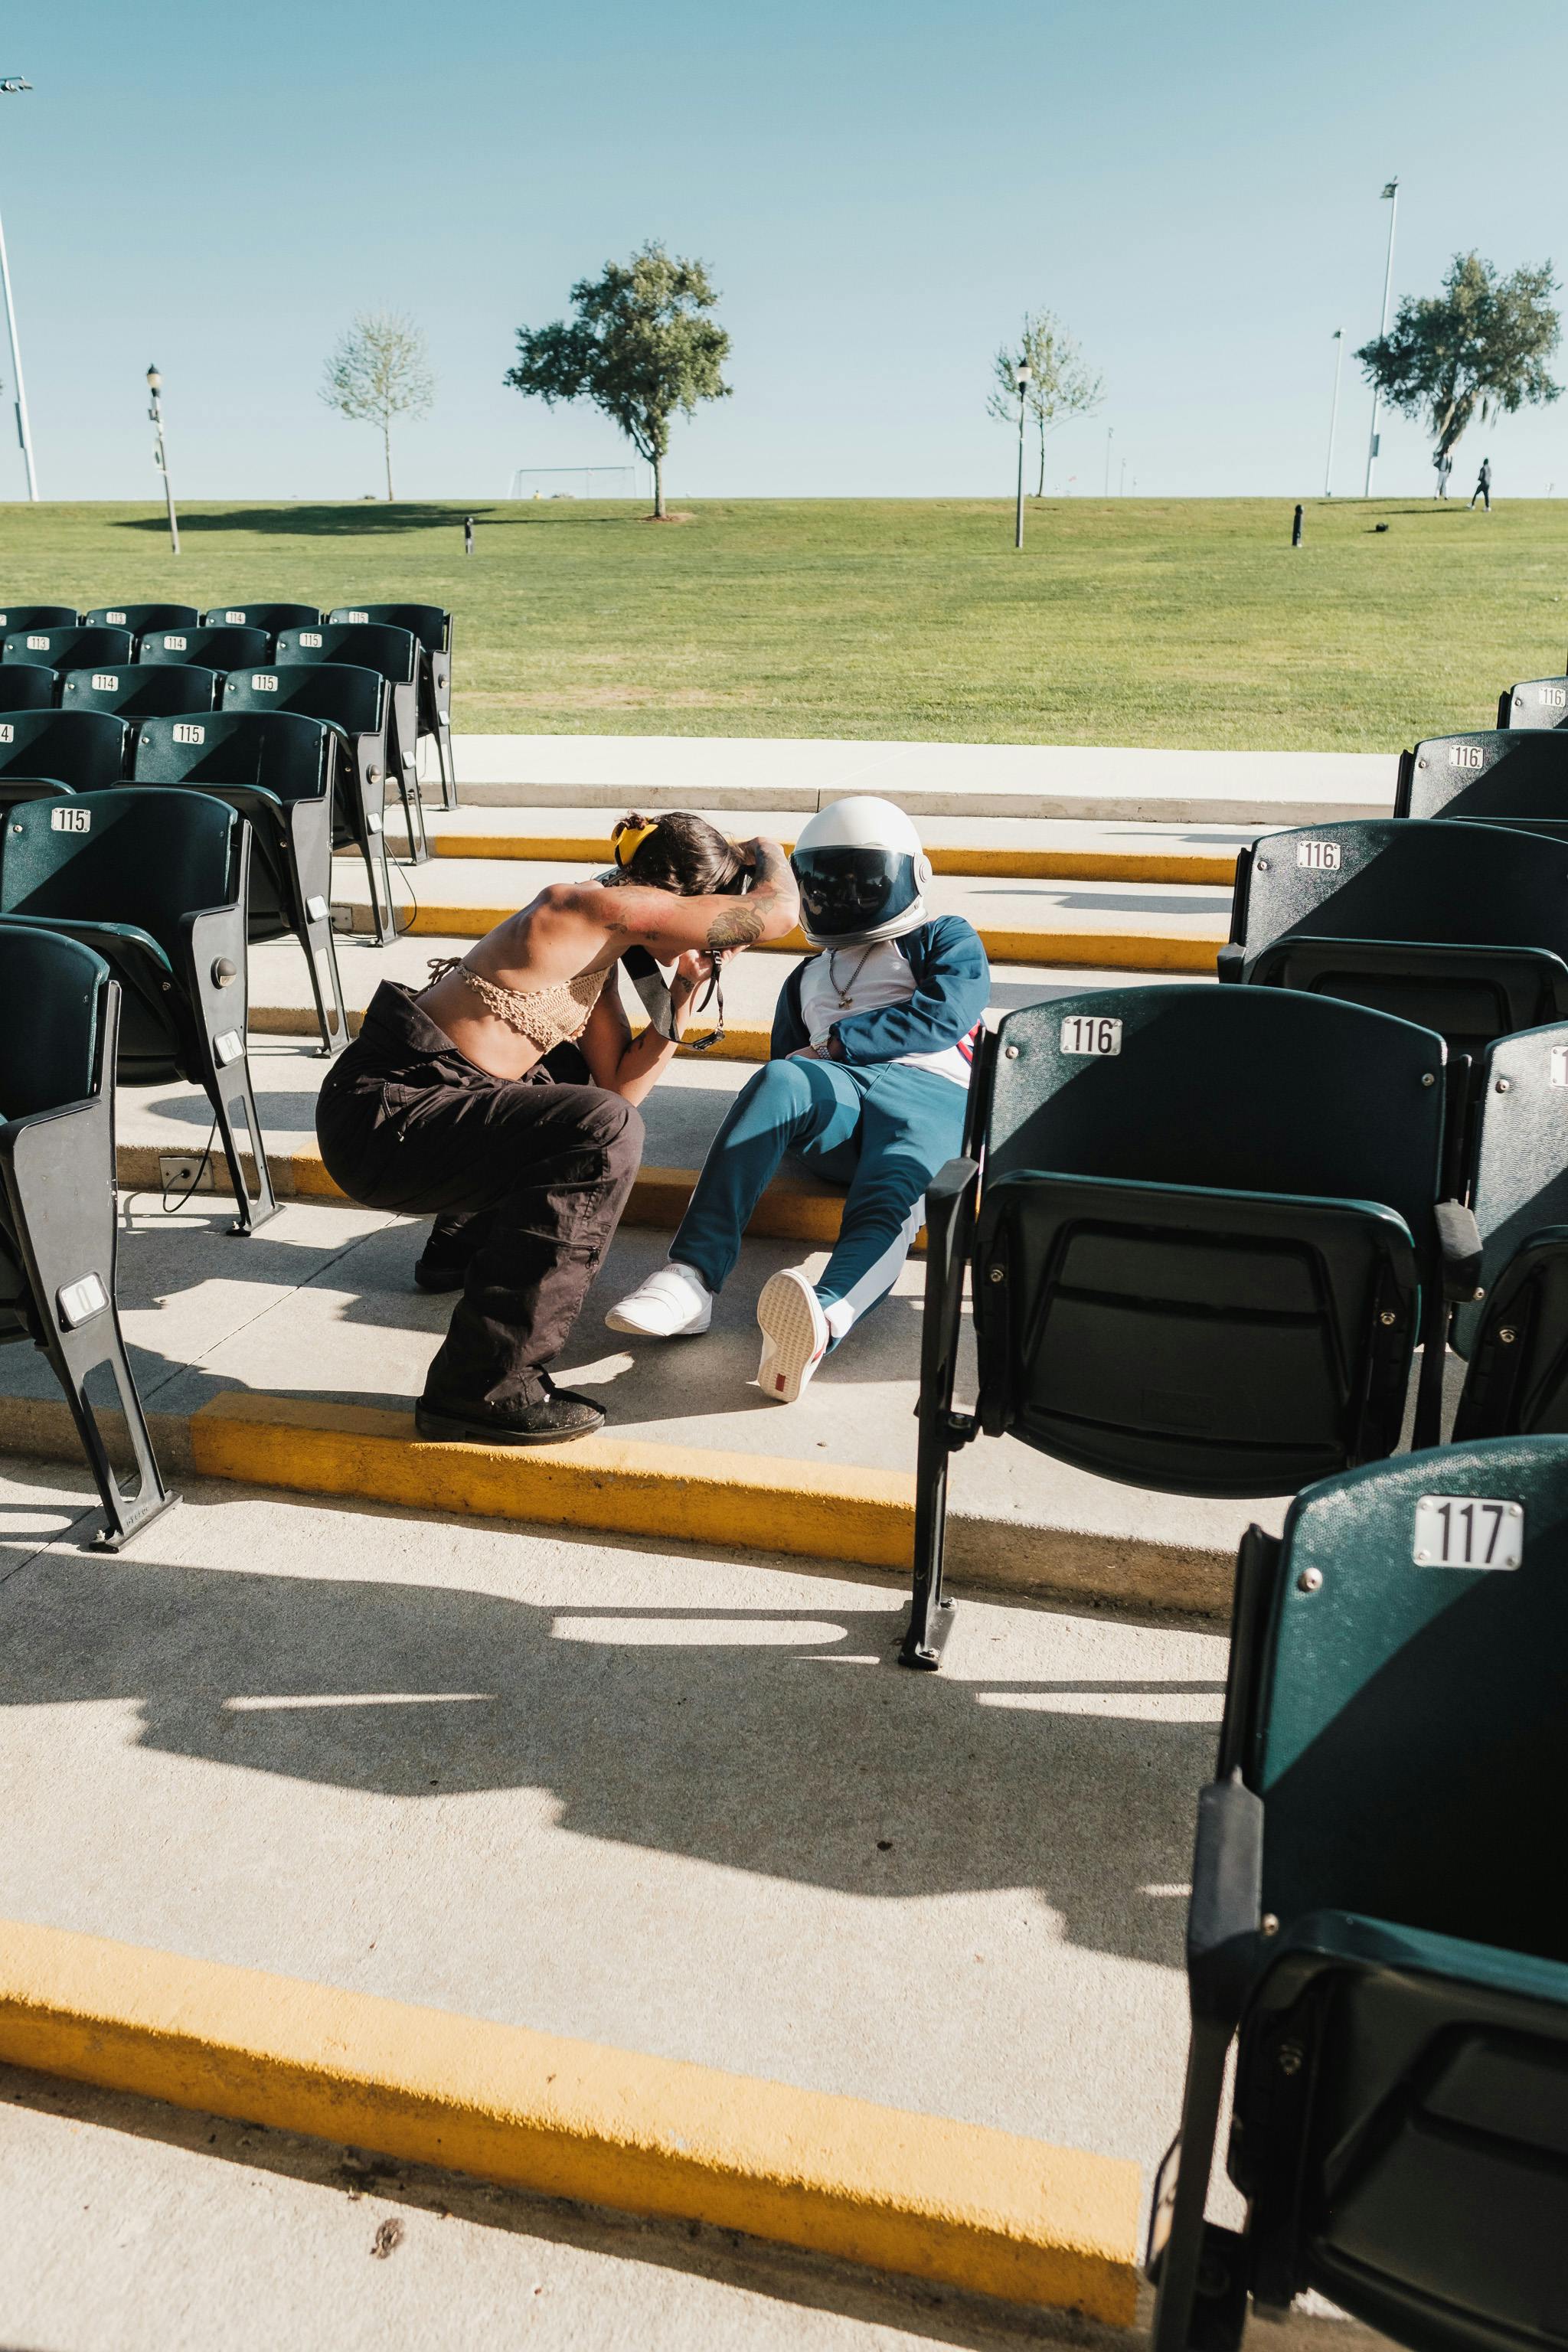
[316,815,799,1443]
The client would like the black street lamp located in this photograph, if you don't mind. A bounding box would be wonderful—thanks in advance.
[1014,359,1032,549]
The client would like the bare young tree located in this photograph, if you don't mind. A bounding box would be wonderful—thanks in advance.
[321,312,436,501]
[987,312,1105,495]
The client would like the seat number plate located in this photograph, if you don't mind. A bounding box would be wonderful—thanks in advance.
[0,724,11,742]
[221,610,245,623]
[24,635,47,648]
[51,805,91,832]
[1553,1046,1568,1087]
[1060,1014,1122,1056]
[1539,684,1567,710]
[250,673,278,691]
[1295,839,1341,871]
[1413,1494,1523,1569]
[91,672,119,689]
[1449,743,1485,770]
[173,722,205,743]
[345,609,369,623]
[300,632,323,647]
[162,635,188,650]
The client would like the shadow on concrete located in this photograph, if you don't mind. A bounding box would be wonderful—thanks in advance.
[0,1534,1215,1968]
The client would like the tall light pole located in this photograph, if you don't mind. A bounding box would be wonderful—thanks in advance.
[1104,423,1114,495]
[1324,328,1344,496]
[1364,178,1399,498]
[146,365,178,556]
[1013,358,1031,548]
[0,76,38,501]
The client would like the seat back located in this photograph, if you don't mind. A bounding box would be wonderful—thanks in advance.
[274,622,417,684]
[2,627,134,671]
[1498,675,1568,730]
[0,605,77,632]
[328,602,449,655]
[61,665,222,720]
[220,661,385,735]
[202,603,322,631]
[1247,1439,1568,1960]
[0,665,59,712]
[0,710,129,790]
[1449,1022,1568,1358]
[0,786,242,966]
[0,926,109,1117]
[1399,728,1568,826]
[83,603,199,632]
[136,626,272,670]
[1455,1230,1568,1438]
[132,710,334,805]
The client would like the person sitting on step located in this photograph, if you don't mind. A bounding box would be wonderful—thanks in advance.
[606,797,988,1401]
[315,814,798,1446]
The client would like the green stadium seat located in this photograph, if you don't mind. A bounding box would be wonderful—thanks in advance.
[131,711,348,1057]
[1397,727,1568,835]
[0,927,175,1545]
[136,625,272,671]
[1147,1438,1568,2352]
[202,603,322,632]
[83,603,199,632]
[328,603,455,808]
[0,789,276,1232]
[61,665,222,721]
[0,710,129,808]
[902,985,1475,1668]
[0,664,59,712]
[1454,1227,1568,1437]
[2,626,133,672]
[1498,676,1568,730]
[0,604,77,631]
[220,662,394,946]
[275,622,428,862]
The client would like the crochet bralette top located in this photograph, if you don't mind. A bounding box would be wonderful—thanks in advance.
[423,957,610,1053]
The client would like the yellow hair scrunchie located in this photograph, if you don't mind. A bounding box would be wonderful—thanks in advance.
[611,818,661,869]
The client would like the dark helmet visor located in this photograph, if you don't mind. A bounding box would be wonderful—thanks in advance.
[791,848,917,937]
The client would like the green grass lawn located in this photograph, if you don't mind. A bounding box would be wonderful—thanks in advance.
[2,495,1565,748]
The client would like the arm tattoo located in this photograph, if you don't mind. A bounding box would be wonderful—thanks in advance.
[707,902,767,951]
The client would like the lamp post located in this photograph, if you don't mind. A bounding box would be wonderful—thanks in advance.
[146,364,178,556]
[0,76,38,501]
[1104,423,1114,495]
[1324,328,1344,496]
[1364,179,1399,498]
[1013,360,1032,548]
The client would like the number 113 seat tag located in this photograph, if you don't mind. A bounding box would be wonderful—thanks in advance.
[1413,1495,1524,1570]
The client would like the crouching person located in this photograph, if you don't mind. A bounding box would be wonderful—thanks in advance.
[316,815,798,1444]
[608,798,988,1400]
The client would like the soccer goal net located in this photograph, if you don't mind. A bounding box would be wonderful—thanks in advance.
[508,465,645,500]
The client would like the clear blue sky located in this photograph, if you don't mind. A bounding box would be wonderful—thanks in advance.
[2,0,1564,503]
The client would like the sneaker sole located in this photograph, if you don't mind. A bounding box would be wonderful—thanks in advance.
[755,1270,828,1404]
[603,1305,711,1338]
[413,1403,606,1446]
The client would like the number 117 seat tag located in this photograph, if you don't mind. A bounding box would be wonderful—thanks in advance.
[1413,1494,1524,1570]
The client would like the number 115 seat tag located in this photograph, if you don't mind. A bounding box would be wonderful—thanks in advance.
[1413,1495,1524,1570]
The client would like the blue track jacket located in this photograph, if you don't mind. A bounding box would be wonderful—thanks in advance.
[768,916,990,1067]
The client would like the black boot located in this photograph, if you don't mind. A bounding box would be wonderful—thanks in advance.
[413,1376,606,1446]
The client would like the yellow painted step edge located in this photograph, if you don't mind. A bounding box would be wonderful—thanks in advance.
[189,1391,916,1570]
[0,1916,1139,2319]
[432,833,1239,887]
[250,1003,775,1063]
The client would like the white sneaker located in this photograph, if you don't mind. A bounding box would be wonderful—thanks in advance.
[605,1262,713,1338]
[756,1268,829,1403]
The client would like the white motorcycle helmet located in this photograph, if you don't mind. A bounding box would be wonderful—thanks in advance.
[791,796,933,949]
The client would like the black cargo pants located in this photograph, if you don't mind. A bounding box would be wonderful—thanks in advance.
[316,984,643,1409]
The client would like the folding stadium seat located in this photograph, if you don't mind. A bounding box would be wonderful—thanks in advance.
[132,711,349,1057]
[136,625,272,671]
[1452,1230,1568,1437]
[0,926,174,1545]
[2,626,133,673]
[0,710,129,808]
[220,662,394,945]
[83,603,199,632]
[1498,675,1568,730]
[0,664,58,712]
[61,665,222,721]
[0,604,77,632]
[274,622,428,861]
[0,789,276,1231]
[202,603,322,632]
[1146,1437,1568,2352]
[328,603,455,808]
[1396,727,1568,834]
[901,985,1478,1668]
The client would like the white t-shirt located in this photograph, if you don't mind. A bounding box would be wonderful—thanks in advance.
[796,938,973,1087]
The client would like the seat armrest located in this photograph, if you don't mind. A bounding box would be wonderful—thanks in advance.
[1436,1198,1485,1301]
[1187,1772,1264,2026]
[1216,943,1245,984]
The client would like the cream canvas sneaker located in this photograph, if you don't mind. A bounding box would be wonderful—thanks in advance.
[755,1267,829,1403]
[604,1262,714,1338]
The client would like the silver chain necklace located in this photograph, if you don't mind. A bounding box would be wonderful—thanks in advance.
[828,942,879,1008]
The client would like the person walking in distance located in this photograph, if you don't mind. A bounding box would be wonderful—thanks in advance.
[1470,456,1492,511]
[1435,450,1452,499]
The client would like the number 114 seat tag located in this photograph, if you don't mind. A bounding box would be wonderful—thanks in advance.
[1413,1495,1524,1570]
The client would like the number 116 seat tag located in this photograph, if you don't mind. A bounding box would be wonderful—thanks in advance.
[1413,1495,1524,1570]
[1060,1014,1122,1057]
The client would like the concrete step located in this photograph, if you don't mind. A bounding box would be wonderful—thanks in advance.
[331,853,1231,972]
